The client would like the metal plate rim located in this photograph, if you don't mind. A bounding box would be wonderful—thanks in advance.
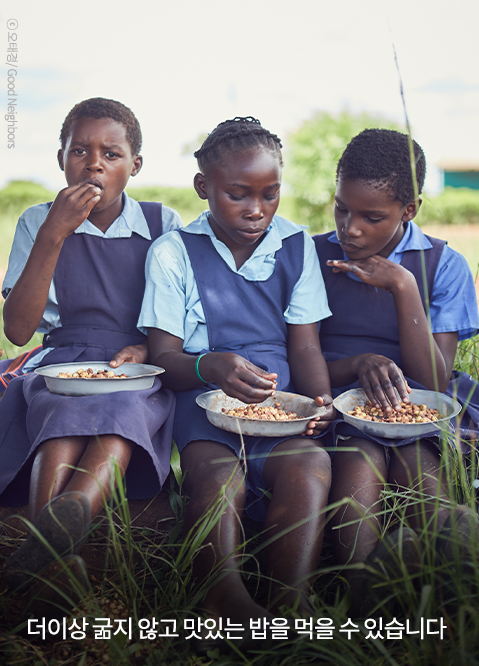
[333,388,462,439]
[34,361,164,396]
[196,389,327,437]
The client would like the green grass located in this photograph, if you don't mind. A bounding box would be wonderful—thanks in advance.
[2,433,479,665]
[0,332,478,665]
[1,181,479,664]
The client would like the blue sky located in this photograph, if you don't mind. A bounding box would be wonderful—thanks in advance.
[1,0,478,194]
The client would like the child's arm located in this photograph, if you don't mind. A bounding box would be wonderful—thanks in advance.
[148,328,278,403]
[287,322,335,435]
[3,183,101,346]
[326,255,457,403]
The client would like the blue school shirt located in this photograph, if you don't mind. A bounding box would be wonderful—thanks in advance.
[2,193,183,370]
[138,211,331,352]
[323,221,479,340]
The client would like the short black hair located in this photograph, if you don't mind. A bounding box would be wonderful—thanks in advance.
[60,97,142,155]
[194,116,283,172]
[336,128,426,204]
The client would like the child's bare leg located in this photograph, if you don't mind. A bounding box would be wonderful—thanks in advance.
[262,439,331,613]
[7,436,134,598]
[181,440,269,623]
[62,434,134,518]
[388,440,450,534]
[29,434,134,521]
[329,438,387,565]
[29,436,89,521]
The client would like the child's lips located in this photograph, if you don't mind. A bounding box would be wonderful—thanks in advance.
[339,239,362,252]
[238,228,264,239]
[83,178,103,190]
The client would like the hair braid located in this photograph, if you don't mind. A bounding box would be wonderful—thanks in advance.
[195,117,283,172]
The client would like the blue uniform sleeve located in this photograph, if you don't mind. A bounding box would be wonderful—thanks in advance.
[138,232,193,340]
[2,209,38,294]
[161,206,184,233]
[430,245,479,340]
[2,204,60,332]
[284,232,332,325]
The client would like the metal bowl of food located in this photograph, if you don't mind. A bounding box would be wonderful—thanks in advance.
[35,362,164,396]
[196,389,326,437]
[333,388,462,439]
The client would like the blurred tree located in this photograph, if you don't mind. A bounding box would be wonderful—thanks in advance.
[181,133,208,158]
[283,111,402,233]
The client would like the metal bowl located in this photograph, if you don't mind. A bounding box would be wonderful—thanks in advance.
[35,362,164,396]
[196,389,326,437]
[333,388,462,439]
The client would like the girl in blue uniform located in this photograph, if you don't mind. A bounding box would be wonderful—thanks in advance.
[313,129,479,612]
[139,117,334,628]
[0,98,178,600]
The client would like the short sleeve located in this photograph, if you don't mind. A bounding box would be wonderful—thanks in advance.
[430,245,479,340]
[2,210,37,293]
[2,204,60,332]
[283,232,332,325]
[138,232,192,340]
[161,206,184,234]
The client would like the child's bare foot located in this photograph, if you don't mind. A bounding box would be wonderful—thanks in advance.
[3,491,91,591]
[197,582,275,653]
[436,505,479,562]
[23,554,90,620]
[204,581,273,624]
[269,587,314,616]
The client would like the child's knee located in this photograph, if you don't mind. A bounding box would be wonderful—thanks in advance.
[304,446,331,487]
[274,442,331,487]
[337,437,386,469]
[181,443,246,497]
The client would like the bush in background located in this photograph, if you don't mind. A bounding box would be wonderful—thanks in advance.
[0,180,55,214]
[126,185,205,225]
[417,187,479,226]
[283,111,403,233]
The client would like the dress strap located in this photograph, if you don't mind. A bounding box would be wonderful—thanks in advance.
[400,235,446,313]
[138,201,163,239]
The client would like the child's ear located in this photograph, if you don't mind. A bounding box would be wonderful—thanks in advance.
[57,149,64,171]
[130,155,143,177]
[402,197,422,221]
[194,172,208,200]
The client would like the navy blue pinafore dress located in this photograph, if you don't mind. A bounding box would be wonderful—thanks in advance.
[314,231,479,451]
[0,202,175,505]
[174,229,328,522]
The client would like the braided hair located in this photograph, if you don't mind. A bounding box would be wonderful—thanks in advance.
[60,98,142,155]
[337,129,426,204]
[194,117,283,172]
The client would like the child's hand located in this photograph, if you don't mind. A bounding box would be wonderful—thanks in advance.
[201,352,278,404]
[110,342,148,367]
[351,353,411,411]
[43,183,102,241]
[326,256,414,293]
[303,395,335,436]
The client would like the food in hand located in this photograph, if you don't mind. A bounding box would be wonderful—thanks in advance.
[348,401,444,423]
[57,368,128,379]
[223,402,299,421]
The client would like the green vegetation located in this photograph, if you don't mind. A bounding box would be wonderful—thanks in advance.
[1,179,479,663]
[418,188,479,226]
[283,111,403,233]
[126,185,205,225]
[1,417,479,664]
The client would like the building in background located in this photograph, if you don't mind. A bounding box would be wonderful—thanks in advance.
[437,160,479,190]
